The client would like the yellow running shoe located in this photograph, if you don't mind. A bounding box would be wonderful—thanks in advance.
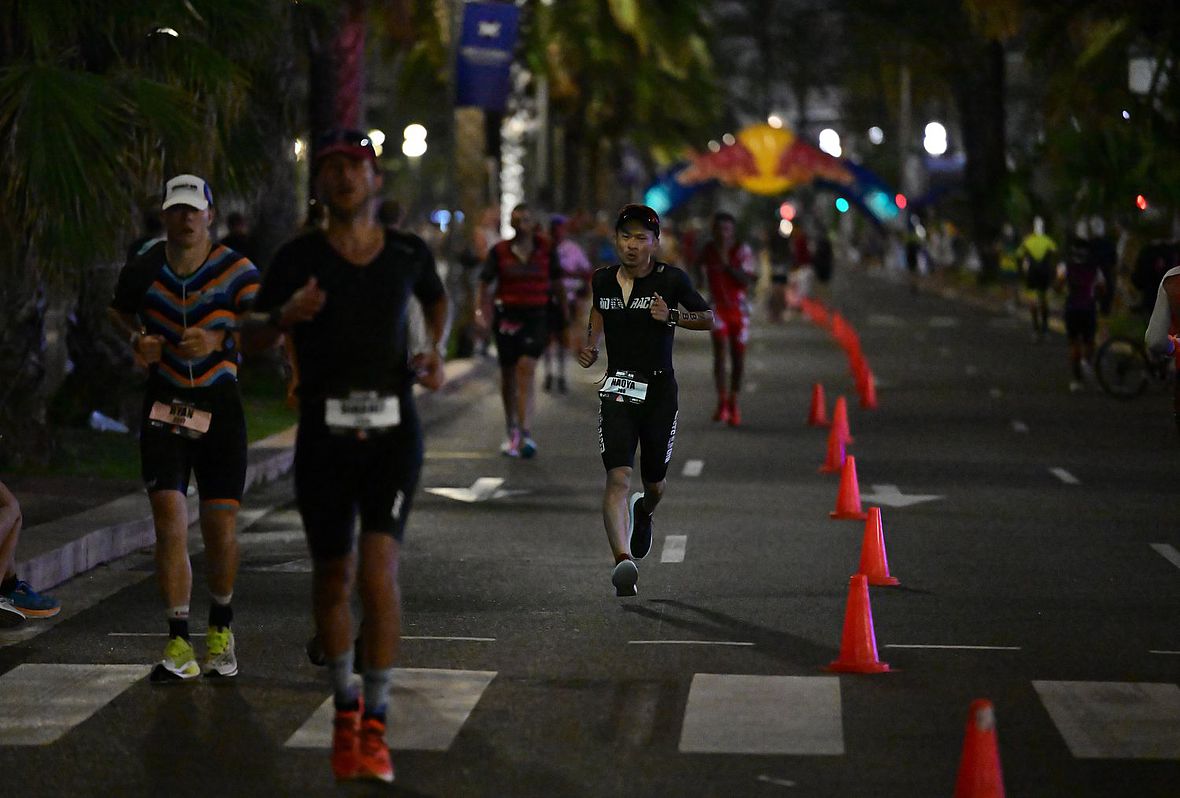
[150,636,200,683]
[203,627,238,678]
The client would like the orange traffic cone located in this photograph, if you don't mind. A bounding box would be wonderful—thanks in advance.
[831,396,854,445]
[857,507,899,585]
[826,574,889,673]
[953,699,1005,798]
[807,382,830,427]
[859,369,879,410]
[819,424,846,473]
[830,456,868,520]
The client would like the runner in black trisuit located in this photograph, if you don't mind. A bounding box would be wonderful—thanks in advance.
[578,205,713,597]
[246,130,448,784]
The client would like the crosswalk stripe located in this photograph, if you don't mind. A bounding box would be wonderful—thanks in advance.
[1032,680,1180,759]
[682,459,704,477]
[679,674,843,755]
[1050,467,1080,485]
[0,664,143,745]
[660,535,687,563]
[1151,543,1180,571]
[285,668,496,752]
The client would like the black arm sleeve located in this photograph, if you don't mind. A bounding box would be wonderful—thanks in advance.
[253,241,304,313]
[674,267,710,312]
[109,241,165,315]
[412,239,446,306]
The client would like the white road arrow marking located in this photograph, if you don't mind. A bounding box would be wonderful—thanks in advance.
[859,484,943,508]
[425,477,529,503]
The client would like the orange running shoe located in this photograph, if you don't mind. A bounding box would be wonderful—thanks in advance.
[712,394,730,423]
[330,701,362,781]
[355,716,395,783]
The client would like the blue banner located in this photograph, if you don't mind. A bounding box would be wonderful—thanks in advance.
[455,2,520,112]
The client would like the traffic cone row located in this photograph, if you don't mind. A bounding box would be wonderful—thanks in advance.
[802,302,1005,793]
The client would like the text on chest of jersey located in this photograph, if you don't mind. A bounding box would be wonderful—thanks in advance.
[600,296,659,311]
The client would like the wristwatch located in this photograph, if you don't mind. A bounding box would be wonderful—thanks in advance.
[666,308,680,328]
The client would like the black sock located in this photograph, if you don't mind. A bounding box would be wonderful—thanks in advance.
[209,602,233,629]
[168,618,190,641]
[362,708,387,724]
[0,575,16,595]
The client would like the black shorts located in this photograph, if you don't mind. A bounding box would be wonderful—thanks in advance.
[598,372,678,483]
[1026,265,1053,292]
[294,393,423,561]
[1064,307,1097,343]
[493,308,548,365]
[139,378,247,503]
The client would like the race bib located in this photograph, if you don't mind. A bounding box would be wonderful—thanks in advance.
[149,400,212,438]
[599,371,648,404]
[326,392,400,432]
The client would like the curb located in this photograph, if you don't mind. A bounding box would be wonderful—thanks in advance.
[16,357,492,590]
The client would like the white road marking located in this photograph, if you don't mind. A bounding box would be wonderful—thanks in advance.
[929,316,960,328]
[660,535,687,563]
[247,558,313,573]
[682,459,704,477]
[1011,420,1029,433]
[403,636,495,642]
[1149,650,1180,655]
[425,477,529,503]
[0,664,144,745]
[745,382,759,393]
[1050,467,1080,485]
[108,632,171,637]
[286,668,497,751]
[237,530,306,545]
[885,644,1021,651]
[965,365,979,376]
[867,313,904,327]
[425,451,497,460]
[679,674,843,755]
[989,387,1003,398]
[629,640,753,646]
[1150,543,1180,571]
[1033,681,1180,759]
[756,775,798,788]
[235,508,269,532]
[859,484,942,508]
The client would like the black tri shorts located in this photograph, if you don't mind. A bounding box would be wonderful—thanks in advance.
[493,307,548,366]
[598,371,679,483]
[294,392,423,561]
[1064,307,1097,343]
[139,377,248,503]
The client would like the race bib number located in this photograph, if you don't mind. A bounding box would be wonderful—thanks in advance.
[599,371,648,405]
[326,392,401,431]
[149,400,212,438]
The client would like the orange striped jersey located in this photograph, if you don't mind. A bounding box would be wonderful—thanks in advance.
[111,242,260,388]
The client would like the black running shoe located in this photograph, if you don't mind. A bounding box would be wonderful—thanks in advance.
[611,559,638,597]
[628,492,653,559]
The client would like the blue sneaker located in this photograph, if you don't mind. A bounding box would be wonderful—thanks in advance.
[3,580,60,618]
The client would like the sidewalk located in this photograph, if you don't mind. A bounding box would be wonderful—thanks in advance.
[11,357,494,592]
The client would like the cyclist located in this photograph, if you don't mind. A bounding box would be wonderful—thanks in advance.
[1144,262,1180,431]
[109,174,259,683]
[579,204,713,597]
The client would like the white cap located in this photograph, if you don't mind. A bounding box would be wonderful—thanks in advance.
[162,174,212,211]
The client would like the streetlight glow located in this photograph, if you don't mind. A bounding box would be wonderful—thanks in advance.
[923,121,948,156]
[818,128,842,158]
[722,133,736,146]
[868,126,885,145]
[768,114,783,129]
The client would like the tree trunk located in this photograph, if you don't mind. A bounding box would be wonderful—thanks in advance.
[952,39,1007,283]
[0,238,54,469]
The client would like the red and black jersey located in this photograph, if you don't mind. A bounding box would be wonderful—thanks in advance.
[479,234,560,310]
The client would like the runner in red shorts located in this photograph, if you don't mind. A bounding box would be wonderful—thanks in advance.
[695,212,756,425]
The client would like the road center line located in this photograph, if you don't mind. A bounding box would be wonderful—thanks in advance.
[1011,420,1029,433]
[1149,650,1180,655]
[1050,467,1080,485]
[628,640,754,646]
[1150,543,1180,571]
[884,644,1021,651]
[682,459,704,477]
[661,535,687,563]
[402,636,496,642]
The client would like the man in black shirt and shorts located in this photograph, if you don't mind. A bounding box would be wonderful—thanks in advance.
[247,130,448,784]
[578,205,713,596]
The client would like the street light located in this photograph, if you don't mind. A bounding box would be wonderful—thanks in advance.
[768,114,784,129]
[818,128,842,158]
[868,126,885,145]
[923,121,947,156]
[368,129,386,157]
[402,124,427,158]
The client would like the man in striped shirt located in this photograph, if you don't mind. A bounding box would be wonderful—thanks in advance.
[109,174,260,683]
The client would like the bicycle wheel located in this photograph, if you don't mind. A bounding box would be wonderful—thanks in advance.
[1095,336,1150,399]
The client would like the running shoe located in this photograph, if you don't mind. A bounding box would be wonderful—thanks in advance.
[150,636,200,683]
[2,580,60,618]
[628,492,653,560]
[727,396,741,427]
[712,397,730,424]
[203,626,238,678]
[0,596,26,628]
[355,716,395,783]
[611,558,638,597]
[500,428,521,457]
[331,700,363,781]
[519,434,538,459]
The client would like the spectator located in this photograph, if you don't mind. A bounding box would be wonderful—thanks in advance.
[0,479,62,627]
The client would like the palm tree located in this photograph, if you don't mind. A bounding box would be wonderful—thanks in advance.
[0,0,307,467]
